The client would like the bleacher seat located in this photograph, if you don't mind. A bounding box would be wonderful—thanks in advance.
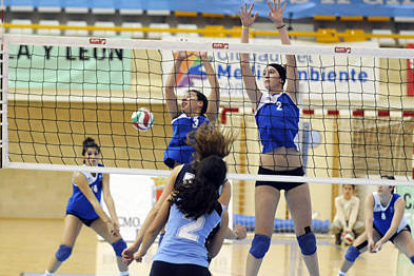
[10,6,34,12]
[121,22,144,39]
[93,21,116,37]
[176,24,199,38]
[147,23,171,39]
[204,25,225,38]
[395,17,414,23]
[372,29,395,46]
[9,19,33,35]
[120,9,144,15]
[38,7,62,13]
[92,8,116,14]
[65,21,88,37]
[37,20,61,36]
[147,10,171,16]
[65,7,89,14]
[398,30,414,46]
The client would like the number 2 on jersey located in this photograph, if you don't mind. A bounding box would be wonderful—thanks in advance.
[177,215,206,242]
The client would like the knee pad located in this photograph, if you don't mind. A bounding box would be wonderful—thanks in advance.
[345,245,360,262]
[55,245,72,262]
[410,255,414,264]
[249,234,271,259]
[297,232,317,256]
[112,239,127,257]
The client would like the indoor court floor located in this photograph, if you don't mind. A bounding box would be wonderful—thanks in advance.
[1,218,412,276]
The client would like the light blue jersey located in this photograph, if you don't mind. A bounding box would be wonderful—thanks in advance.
[153,202,224,268]
[66,164,104,220]
[164,113,209,168]
[255,92,299,153]
[373,192,408,236]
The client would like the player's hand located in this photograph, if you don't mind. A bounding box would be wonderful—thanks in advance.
[176,51,194,61]
[122,245,139,265]
[239,2,259,27]
[105,220,118,237]
[234,224,247,240]
[133,251,145,263]
[368,237,375,253]
[267,0,286,25]
[114,220,121,236]
[373,240,383,253]
[198,52,209,62]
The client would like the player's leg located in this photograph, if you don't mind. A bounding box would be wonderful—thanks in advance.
[245,185,280,276]
[285,184,319,276]
[338,228,382,275]
[392,229,414,265]
[45,214,83,275]
[330,218,344,245]
[90,218,128,275]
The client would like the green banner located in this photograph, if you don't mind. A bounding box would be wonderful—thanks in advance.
[396,185,414,275]
[9,45,131,91]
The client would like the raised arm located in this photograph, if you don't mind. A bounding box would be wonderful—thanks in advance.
[373,198,405,252]
[164,51,191,119]
[122,165,182,264]
[268,0,299,103]
[364,194,375,252]
[200,52,220,123]
[239,3,261,106]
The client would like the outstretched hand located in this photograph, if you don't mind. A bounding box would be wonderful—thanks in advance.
[239,2,259,27]
[267,0,286,24]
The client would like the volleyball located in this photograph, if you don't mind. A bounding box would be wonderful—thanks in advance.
[131,108,154,132]
[342,232,355,246]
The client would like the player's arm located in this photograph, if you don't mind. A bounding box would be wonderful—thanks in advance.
[102,173,121,234]
[364,194,375,252]
[201,52,220,123]
[376,198,405,246]
[268,0,299,103]
[207,210,229,258]
[74,173,111,223]
[347,197,360,231]
[164,51,188,119]
[239,3,261,106]
[134,196,172,262]
[122,165,181,261]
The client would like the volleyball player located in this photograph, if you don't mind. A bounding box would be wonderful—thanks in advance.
[122,124,244,265]
[44,138,128,276]
[337,176,414,275]
[239,1,319,275]
[163,51,220,169]
[134,155,229,276]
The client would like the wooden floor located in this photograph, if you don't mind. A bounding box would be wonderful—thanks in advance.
[0,218,412,276]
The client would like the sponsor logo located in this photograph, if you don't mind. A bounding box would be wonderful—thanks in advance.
[89,38,107,45]
[334,47,351,54]
[212,42,229,49]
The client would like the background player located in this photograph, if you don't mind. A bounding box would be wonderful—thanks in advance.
[44,138,128,276]
[163,51,220,168]
[133,155,229,276]
[337,176,414,276]
[239,1,319,275]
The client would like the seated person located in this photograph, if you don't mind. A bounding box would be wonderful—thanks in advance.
[330,184,364,245]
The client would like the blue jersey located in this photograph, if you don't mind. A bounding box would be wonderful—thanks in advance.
[255,92,299,153]
[66,164,104,220]
[153,202,224,268]
[373,192,408,236]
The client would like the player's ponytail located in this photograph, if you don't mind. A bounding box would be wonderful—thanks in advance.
[170,155,226,219]
[82,137,100,155]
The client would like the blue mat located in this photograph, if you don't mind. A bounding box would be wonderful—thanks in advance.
[234,215,330,233]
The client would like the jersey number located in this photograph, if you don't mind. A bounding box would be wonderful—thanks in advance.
[276,101,282,111]
[177,215,206,242]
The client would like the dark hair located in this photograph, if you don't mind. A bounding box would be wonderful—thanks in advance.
[189,89,208,115]
[381,175,395,193]
[186,123,235,161]
[82,137,100,156]
[170,155,226,219]
[267,63,287,86]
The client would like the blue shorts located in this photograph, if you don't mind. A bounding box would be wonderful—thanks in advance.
[255,166,305,191]
[374,224,411,243]
[66,211,98,227]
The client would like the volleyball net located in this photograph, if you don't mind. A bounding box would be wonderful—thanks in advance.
[0,35,413,188]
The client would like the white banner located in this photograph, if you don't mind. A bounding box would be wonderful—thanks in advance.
[162,38,379,103]
[102,174,156,242]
